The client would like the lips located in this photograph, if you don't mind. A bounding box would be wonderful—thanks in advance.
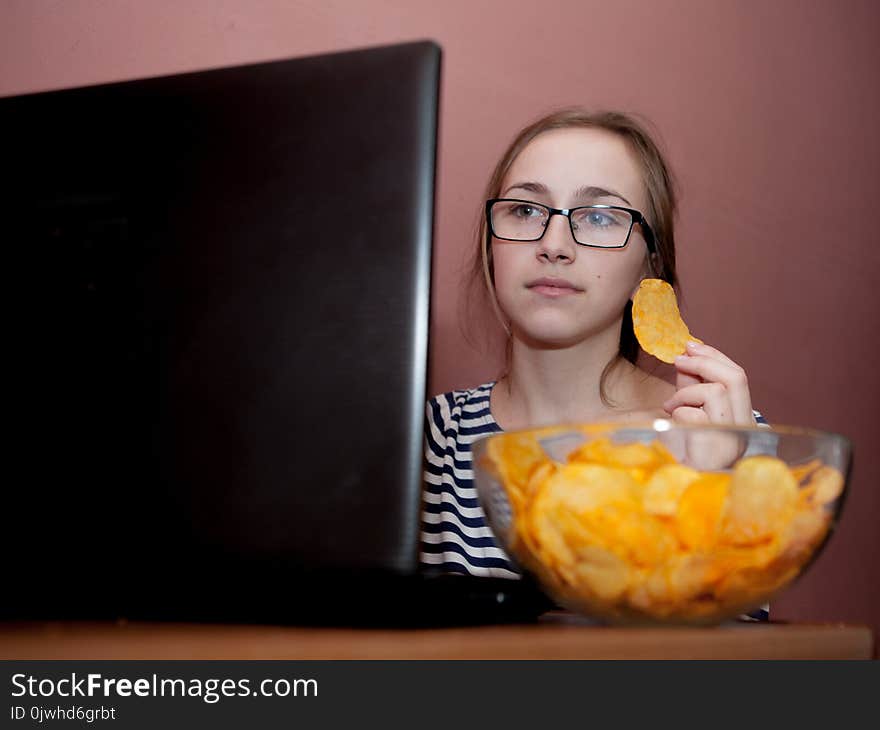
[526,277,584,297]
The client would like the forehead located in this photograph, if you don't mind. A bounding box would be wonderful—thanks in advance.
[503,127,647,209]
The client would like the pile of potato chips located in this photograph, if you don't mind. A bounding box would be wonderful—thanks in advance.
[484,428,844,624]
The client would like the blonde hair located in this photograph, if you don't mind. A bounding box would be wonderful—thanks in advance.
[466,108,680,405]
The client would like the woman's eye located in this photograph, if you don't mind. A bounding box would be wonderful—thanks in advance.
[513,204,540,218]
[576,209,622,227]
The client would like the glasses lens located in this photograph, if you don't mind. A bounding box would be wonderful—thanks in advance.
[570,206,633,247]
[490,200,549,240]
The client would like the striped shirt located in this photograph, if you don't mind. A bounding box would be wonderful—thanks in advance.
[420,381,771,620]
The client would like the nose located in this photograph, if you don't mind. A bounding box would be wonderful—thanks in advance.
[536,212,577,263]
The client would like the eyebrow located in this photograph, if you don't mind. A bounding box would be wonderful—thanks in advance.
[502,181,632,206]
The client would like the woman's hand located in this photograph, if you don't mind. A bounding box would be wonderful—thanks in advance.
[661,341,756,470]
[662,341,756,426]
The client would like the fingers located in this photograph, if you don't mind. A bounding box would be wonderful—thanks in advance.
[664,383,736,423]
[675,348,747,390]
[675,370,701,390]
[668,405,709,425]
[672,341,754,425]
[668,401,751,471]
[684,340,739,368]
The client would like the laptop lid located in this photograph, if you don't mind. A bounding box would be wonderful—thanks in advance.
[3,41,441,619]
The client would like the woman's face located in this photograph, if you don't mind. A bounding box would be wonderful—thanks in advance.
[491,127,652,348]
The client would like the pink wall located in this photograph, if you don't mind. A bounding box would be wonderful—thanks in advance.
[3,0,878,641]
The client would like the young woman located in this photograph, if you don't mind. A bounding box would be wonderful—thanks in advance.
[421,109,767,593]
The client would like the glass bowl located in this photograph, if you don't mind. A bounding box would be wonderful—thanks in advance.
[472,420,851,626]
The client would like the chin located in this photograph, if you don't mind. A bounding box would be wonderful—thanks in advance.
[516,323,588,349]
[511,306,619,349]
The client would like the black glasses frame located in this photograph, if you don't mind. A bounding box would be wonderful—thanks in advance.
[485,198,657,253]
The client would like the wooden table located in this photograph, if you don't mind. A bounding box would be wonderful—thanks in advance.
[0,613,873,660]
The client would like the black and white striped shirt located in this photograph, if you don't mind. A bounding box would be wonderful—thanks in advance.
[419,381,770,620]
[420,382,511,577]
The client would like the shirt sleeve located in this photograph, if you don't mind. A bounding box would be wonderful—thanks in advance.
[423,397,446,485]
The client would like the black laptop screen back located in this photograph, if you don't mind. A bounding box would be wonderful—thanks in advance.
[3,41,440,617]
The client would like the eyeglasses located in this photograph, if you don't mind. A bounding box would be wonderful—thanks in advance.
[486,198,656,252]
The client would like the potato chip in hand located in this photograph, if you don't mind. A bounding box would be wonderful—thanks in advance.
[632,278,702,363]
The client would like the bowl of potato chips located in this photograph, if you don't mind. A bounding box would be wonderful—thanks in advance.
[473,421,850,625]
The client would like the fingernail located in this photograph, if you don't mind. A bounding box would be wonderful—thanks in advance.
[686,341,700,352]
[675,355,687,364]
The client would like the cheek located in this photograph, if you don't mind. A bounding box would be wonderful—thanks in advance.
[582,248,647,289]
[489,246,532,321]
[490,244,522,292]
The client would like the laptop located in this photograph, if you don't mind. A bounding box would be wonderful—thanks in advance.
[2,41,552,626]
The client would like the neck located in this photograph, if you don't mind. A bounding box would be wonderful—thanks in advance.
[496,324,640,430]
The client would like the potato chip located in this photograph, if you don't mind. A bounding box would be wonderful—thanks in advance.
[630,553,729,611]
[790,458,822,485]
[526,464,654,587]
[518,461,556,510]
[800,465,845,507]
[506,461,558,565]
[665,554,721,604]
[532,479,625,565]
[569,545,632,602]
[510,515,549,578]
[674,473,730,550]
[543,463,642,512]
[524,465,624,571]
[627,568,676,615]
[485,431,550,503]
[643,463,702,516]
[720,456,798,546]
[775,509,830,567]
[552,508,611,553]
[568,437,676,485]
[619,512,678,567]
[632,278,702,363]
[569,437,674,469]
[527,495,576,572]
